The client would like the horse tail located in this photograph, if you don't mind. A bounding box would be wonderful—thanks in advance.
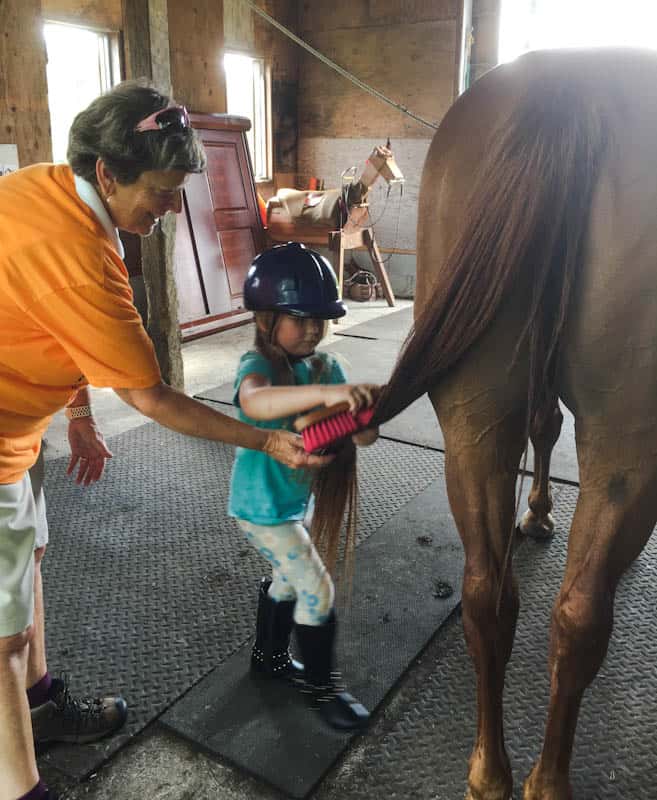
[372,76,609,428]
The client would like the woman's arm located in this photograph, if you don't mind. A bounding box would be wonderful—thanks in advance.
[113,382,332,469]
[239,374,378,421]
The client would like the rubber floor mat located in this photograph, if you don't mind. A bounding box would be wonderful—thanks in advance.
[334,306,413,342]
[36,423,450,787]
[318,482,657,800]
[160,476,464,799]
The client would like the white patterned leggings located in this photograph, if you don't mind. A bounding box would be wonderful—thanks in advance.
[236,519,334,626]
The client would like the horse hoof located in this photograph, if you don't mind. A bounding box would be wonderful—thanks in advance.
[523,768,573,800]
[519,509,555,540]
[464,789,512,800]
[464,781,513,800]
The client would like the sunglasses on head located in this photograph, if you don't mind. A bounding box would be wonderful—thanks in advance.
[134,105,190,133]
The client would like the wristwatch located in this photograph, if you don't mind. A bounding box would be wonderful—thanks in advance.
[65,404,92,420]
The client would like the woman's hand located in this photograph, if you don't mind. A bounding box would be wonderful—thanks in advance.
[263,429,333,469]
[323,383,379,414]
[66,417,113,486]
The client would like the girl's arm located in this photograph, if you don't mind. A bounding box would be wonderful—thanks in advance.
[114,382,333,469]
[239,373,378,421]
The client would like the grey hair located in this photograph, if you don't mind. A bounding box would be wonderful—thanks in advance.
[67,79,206,185]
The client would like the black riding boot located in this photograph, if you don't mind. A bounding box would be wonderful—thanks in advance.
[294,610,370,731]
[250,578,304,680]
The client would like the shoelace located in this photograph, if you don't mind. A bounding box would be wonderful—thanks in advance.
[54,675,104,728]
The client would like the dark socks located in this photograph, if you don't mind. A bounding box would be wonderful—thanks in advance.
[17,779,48,800]
[27,672,53,709]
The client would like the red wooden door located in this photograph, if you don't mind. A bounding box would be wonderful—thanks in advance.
[172,114,265,340]
[201,128,266,311]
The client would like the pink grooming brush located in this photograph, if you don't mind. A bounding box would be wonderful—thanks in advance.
[294,402,375,453]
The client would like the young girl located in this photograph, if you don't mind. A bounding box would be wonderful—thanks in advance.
[228,242,378,731]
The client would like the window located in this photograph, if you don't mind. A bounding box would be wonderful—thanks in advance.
[223,52,271,181]
[500,0,657,63]
[44,22,120,163]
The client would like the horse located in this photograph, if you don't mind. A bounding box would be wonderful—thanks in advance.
[371,48,657,800]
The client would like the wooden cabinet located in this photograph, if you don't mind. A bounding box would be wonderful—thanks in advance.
[173,113,265,341]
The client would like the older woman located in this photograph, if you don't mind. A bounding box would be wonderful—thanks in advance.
[0,82,330,800]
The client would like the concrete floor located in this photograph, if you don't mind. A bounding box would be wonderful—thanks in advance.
[41,297,415,800]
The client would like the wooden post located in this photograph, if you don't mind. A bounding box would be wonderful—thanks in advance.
[364,228,395,307]
[329,208,396,312]
[121,0,184,390]
[0,0,52,166]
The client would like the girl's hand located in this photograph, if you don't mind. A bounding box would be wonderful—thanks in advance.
[263,429,333,469]
[324,383,379,414]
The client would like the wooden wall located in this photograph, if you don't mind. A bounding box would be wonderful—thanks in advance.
[295,0,464,297]
[167,0,226,113]
[298,0,460,140]
[41,0,122,30]
[166,0,299,168]
[224,0,300,184]
[1,0,500,302]
[0,0,52,165]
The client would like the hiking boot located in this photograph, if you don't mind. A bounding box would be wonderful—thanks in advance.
[31,675,128,744]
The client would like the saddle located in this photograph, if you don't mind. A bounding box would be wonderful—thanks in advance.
[266,181,368,234]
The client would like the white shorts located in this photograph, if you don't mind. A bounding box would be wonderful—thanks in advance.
[0,460,49,637]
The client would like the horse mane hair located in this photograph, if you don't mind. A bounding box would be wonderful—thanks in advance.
[310,439,358,589]
[309,72,609,588]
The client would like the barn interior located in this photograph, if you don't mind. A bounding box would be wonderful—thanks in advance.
[2,2,656,799]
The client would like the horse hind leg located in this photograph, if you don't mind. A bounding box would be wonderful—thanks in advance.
[519,400,563,539]
[523,430,657,800]
[434,391,528,800]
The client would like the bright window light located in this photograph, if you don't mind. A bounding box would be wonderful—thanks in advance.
[44,22,118,163]
[224,52,270,181]
[500,0,657,63]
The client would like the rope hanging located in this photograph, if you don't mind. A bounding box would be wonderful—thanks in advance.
[239,0,439,132]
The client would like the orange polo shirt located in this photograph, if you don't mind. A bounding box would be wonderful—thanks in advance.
[0,163,162,483]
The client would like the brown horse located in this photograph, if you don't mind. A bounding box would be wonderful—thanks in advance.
[371,48,657,799]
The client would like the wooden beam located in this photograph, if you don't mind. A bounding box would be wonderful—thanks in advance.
[41,0,122,31]
[121,0,184,389]
[121,0,153,81]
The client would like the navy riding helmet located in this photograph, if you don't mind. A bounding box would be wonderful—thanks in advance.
[243,242,347,320]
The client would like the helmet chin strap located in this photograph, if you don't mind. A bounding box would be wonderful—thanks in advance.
[267,312,279,346]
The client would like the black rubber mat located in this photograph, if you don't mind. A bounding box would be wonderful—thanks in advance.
[317,482,657,800]
[160,476,464,799]
[37,423,449,785]
[335,306,413,342]
[195,335,579,484]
